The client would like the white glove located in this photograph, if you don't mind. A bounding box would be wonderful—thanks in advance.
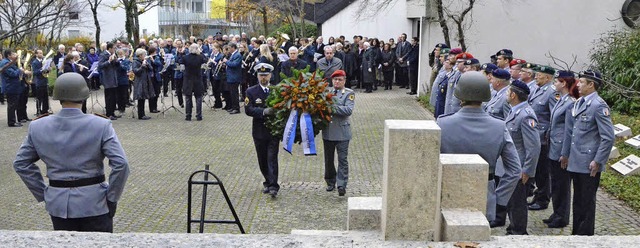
[377,64,382,69]
[368,68,372,73]
[263,108,274,116]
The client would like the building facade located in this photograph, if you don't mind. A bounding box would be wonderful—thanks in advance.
[314,0,632,95]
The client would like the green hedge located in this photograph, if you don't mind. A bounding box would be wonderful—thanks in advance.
[590,29,640,114]
[269,23,318,39]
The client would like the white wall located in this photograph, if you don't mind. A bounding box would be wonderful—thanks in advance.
[423,0,628,81]
[139,6,159,37]
[321,0,413,41]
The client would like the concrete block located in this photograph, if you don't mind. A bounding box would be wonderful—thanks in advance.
[611,155,640,176]
[614,124,632,138]
[625,135,640,149]
[441,208,490,241]
[382,120,442,241]
[609,146,620,160]
[347,197,381,231]
[440,154,488,214]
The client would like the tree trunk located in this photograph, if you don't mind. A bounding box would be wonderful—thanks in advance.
[261,6,268,35]
[435,0,450,47]
[455,20,466,51]
[133,8,140,45]
[91,3,101,50]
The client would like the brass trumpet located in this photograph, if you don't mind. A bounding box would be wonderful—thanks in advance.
[17,50,24,81]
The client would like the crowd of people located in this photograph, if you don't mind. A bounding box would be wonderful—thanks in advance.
[431,44,614,236]
[0,32,420,125]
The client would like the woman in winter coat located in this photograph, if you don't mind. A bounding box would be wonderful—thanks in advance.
[132,48,156,120]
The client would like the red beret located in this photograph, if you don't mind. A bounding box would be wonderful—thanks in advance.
[455,52,474,61]
[331,70,346,78]
[449,47,463,55]
[509,58,526,67]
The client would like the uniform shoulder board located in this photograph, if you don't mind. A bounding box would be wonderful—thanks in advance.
[33,113,50,121]
[344,88,354,92]
[550,84,557,91]
[94,113,109,119]
[524,108,532,115]
[437,113,455,119]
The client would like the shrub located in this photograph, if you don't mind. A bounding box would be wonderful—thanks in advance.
[269,23,318,39]
[590,29,640,114]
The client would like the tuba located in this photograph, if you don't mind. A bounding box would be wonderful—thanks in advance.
[17,50,24,81]
[23,51,33,84]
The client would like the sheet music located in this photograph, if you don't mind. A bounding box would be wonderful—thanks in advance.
[42,59,53,71]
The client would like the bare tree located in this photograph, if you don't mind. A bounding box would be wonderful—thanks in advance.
[356,0,476,50]
[107,0,160,44]
[87,0,104,49]
[0,0,70,47]
[445,0,475,51]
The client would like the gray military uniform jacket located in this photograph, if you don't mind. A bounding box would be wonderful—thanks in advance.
[13,109,130,218]
[317,57,343,81]
[505,102,541,177]
[483,86,511,120]
[322,88,355,141]
[438,107,521,206]
[548,93,575,161]
[443,69,462,115]
[528,81,558,145]
[562,92,614,174]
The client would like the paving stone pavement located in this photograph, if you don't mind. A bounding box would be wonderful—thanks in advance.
[1,88,639,236]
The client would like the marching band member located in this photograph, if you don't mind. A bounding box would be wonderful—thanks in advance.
[132,48,155,120]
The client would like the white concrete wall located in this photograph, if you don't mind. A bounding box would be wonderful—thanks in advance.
[423,0,628,83]
[55,0,126,41]
[320,0,414,41]
[139,6,160,37]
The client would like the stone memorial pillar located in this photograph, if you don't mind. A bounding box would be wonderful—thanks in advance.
[381,120,442,241]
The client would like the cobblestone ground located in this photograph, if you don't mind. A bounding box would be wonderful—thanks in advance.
[1,88,639,236]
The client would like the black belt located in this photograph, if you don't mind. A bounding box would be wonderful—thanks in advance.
[488,173,495,181]
[49,175,105,188]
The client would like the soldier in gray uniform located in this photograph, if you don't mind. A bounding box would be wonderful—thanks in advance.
[545,70,577,228]
[443,48,462,115]
[562,70,614,236]
[13,73,130,232]
[437,71,521,223]
[499,80,541,235]
[323,69,355,196]
[527,65,559,211]
[520,63,538,93]
[483,69,512,120]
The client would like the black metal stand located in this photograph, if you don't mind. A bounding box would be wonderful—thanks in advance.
[161,76,183,115]
[187,164,245,234]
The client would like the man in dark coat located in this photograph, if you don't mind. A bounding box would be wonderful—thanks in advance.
[182,44,208,121]
[245,63,280,197]
[98,43,120,120]
[225,43,243,114]
[280,46,308,78]
[406,37,420,95]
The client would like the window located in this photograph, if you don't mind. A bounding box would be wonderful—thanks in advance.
[68,30,80,38]
[69,11,79,20]
[192,1,203,13]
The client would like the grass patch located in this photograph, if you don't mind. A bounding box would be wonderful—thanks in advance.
[417,94,434,113]
[601,112,640,211]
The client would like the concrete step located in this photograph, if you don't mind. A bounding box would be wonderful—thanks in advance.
[441,208,491,241]
[347,196,382,231]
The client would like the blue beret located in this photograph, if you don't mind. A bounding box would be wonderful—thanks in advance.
[435,43,449,49]
[533,65,556,75]
[496,49,513,57]
[554,70,574,78]
[481,63,498,73]
[510,79,530,95]
[491,69,511,80]
[579,70,603,85]
[465,58,480,65]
